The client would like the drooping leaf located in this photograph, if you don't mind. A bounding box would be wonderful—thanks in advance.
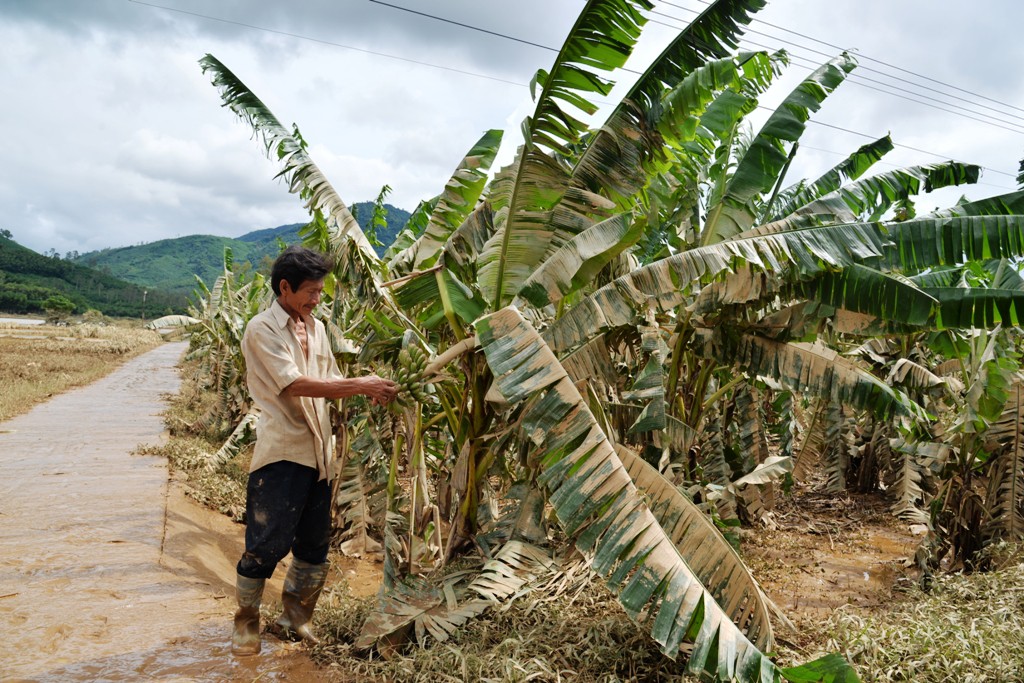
[695,331,923,420]
[929,287,1024,328]
[889,437,945,525]
[616,444,777,650]
[199,55,382,279]
[805,264,937,327]
[208,409,259,471]
[355,540,554,651]
[546,215,1024,355]
[984,376,1024,541]
[517,213,642,308]
[476,306,855,680]
[394,269,485,327]
[336,425,388,558]
[146,314,201,330]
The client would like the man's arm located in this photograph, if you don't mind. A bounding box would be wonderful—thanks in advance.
[285,375,397,404]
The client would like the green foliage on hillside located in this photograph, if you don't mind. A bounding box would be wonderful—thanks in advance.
[0,235,184,317]
[74,202,411,294]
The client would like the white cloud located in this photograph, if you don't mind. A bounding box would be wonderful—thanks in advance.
[1,0,1022,259]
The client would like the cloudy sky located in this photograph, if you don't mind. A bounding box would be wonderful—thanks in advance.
[2,0,1023,256]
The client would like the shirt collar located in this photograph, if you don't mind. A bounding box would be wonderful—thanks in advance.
[268,298,314,331]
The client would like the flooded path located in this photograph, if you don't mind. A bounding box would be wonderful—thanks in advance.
[0,342,325,682]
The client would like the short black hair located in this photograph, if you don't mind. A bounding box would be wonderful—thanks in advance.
[270,246,333,296]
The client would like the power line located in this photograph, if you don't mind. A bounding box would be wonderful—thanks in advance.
[126,0,526,87]
[368,0,556,53]
[369,0,1023,177]
[726,32,1024,136]
[371,0,1024,138]
[676,0,1024,117]
[653,5,1024,130]
[129,0,1020,180]
[366,0,647,77]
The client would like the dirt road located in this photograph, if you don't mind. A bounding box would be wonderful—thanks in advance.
[0,342,325,682]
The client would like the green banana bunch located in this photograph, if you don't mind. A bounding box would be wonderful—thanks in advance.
[394,344,431,406]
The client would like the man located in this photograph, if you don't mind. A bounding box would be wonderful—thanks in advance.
[232,245,397,656]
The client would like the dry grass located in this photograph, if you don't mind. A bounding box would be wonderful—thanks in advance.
[0,322,162,422]
[808,543,1024,682]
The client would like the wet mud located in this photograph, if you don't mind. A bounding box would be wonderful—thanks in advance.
[0,342,326,682]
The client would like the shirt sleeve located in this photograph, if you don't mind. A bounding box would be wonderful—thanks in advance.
[242,319,303,395]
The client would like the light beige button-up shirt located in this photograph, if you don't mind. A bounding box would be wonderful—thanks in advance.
[241,299,342,481]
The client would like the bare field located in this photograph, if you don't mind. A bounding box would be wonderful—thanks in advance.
[0,322,163,422]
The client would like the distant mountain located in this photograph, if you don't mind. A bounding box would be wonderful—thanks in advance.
[0,235,184,317]
[74,202,412,296]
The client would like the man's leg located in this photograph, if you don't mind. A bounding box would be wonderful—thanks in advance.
[233,461,320,655]
[276,476,332,644]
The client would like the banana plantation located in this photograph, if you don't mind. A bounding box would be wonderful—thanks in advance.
[164,0,1024,680]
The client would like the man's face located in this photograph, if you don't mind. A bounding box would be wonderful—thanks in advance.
[279,278,324,318]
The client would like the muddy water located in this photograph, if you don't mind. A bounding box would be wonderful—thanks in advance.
[0,342,326,682]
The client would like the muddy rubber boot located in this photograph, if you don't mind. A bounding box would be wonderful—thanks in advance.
[232,574,265,656]
[275,558,328,645]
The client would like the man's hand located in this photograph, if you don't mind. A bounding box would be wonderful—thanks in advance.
[363,375,398,406]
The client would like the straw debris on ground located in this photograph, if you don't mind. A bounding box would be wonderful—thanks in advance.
[815,545,1024,682]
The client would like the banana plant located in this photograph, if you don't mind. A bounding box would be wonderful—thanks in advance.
[196,0,1024,678]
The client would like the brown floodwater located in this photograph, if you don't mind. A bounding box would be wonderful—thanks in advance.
[0,342,326,682]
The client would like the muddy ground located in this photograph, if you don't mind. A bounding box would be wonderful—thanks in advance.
[0,340,921,681]
[0,342,327,682]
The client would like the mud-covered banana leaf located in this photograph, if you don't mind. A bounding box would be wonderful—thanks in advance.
[208,409,259,471]
[516,213,642,308]
[889,438,947,524]
[476,307,859,682]
[146,314,201,330]
[546,215,1024,355]
[355,540,553,650]
[615,444,777,650]
[545,220,892,353]
[984,376,1024,540]
[886,358,948,393]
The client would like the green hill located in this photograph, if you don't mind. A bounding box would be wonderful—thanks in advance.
[0,235,185,317]
[74,202,411,295]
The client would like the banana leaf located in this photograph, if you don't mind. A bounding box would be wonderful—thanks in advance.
[476,307,859,681]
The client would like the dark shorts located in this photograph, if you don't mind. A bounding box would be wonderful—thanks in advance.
[236,460,331,579]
